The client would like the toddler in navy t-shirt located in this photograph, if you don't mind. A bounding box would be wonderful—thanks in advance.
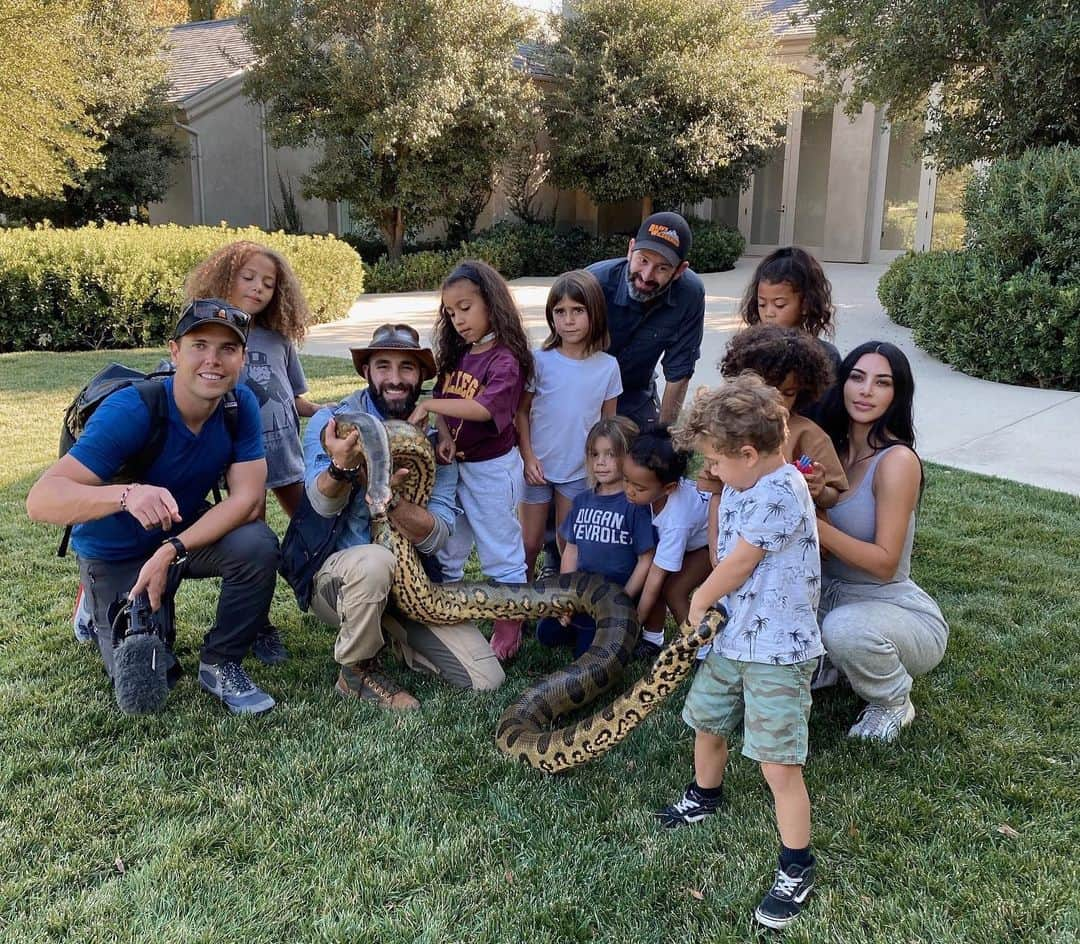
[537,418,654,658]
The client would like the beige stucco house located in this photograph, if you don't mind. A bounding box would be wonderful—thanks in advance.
[151,6,957,263]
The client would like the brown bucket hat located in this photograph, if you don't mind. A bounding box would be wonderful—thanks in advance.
[349,323,436,381]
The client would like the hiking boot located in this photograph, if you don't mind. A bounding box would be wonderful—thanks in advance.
[654,782,723,828]
[336,661,419,711]
[253,624,290,666]
[199,661,275,715]
[72,584,95,643]
[847,698,915,742]
[754,860,816,929]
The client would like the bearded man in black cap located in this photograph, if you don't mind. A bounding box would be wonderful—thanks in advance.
[587,211,706,428]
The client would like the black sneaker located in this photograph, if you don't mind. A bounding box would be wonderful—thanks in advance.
[654,782,722,828]
[633,637,663,662]
[754,860,816,929]
[253,624,290,666]
[199,661,275,715]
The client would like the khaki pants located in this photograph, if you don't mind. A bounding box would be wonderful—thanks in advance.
[310,544,504,692]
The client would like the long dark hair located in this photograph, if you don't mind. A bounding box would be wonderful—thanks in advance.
[434,259,533,386]
[820,341,919,462]
[741,246,835,338]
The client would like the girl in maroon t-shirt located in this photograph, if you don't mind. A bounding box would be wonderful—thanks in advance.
[408,260,534,661]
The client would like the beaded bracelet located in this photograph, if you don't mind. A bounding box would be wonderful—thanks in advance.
[119,483,137,511]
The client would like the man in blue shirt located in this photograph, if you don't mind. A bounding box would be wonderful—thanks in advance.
[26,301,280,715]
[300,324,504,711]
[588,211,706,428]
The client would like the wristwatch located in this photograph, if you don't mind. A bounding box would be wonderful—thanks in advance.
[163,536,188,565]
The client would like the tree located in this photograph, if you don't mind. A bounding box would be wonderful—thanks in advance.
[805,0,1080,170]
[0,0,179,222]
[0,0,102,199]
[243,0,540,261]
[544,0,795,219]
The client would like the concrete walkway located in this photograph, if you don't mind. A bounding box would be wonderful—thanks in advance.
[304,257,1080,497]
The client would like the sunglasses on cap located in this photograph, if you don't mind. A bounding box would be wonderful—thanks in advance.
[173,298,251,342]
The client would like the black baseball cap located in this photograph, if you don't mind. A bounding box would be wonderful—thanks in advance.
[173,298,251,344]
[633,212,693,267]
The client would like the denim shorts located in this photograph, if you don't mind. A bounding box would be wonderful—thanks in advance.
[521,476,590,505]
[682,654,816,765]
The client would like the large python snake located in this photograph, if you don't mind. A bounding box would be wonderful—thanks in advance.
[331,408,727,773]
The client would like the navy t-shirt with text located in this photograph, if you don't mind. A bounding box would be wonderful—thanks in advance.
[559,489,655,587]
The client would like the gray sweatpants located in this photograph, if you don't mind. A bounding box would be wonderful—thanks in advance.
[819,578,949,707]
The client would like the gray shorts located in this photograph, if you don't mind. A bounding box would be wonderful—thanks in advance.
[521,476,590,505]
[682,653,816,765]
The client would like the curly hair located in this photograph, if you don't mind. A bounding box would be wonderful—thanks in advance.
[740,246,835,338]
[542,269,610,355]
[674,374,788,456]
[720,324,834,412]
[627,424,689,485]
[434,259,533,387]
[183,241,311,343]
[584,415,639,487]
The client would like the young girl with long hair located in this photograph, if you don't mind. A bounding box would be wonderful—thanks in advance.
[516,270,622,577]
[408,260,533,661]
[814,341,949,741]
[740,247,841,408]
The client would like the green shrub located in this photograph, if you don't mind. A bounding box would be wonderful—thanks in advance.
[683,218,746,273]
[876,251,923,327]
[361,218,740,293]
[0,223,364,352]
[879,146,1080,390]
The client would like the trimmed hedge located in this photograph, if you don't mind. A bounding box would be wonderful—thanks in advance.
[878,146,1080,390]
[362,218,745,293]
[0,223,364,352]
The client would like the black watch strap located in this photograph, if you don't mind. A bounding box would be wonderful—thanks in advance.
[327,461,361,483]
[164,536,187,565]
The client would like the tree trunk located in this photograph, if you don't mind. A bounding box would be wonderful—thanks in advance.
[383,207,406,262]
[640,195,653,221]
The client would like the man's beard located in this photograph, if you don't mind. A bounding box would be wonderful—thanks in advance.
[625,266,673,304]
[371,382,420,420]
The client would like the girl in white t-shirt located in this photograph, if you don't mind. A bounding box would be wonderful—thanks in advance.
[516,270,622,577]
[624,425,712,658]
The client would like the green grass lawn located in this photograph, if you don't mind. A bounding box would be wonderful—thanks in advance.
[1,350,1078,943]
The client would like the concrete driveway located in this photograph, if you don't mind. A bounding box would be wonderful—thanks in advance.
[304,257,1080,497]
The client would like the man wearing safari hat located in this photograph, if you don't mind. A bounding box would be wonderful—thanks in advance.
[285,323,504,711]
[588,211,706,428]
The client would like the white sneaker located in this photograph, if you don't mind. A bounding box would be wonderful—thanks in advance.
[72,584,95,643]
[848,698,916,742]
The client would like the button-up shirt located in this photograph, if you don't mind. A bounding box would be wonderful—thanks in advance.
[587,257,706,420]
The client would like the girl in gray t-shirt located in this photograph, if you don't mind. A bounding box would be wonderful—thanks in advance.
[185,241,327,519]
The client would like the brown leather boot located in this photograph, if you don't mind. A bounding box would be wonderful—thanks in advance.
[335,659,420,711]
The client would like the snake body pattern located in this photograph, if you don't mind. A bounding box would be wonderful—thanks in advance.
[333,409,727,773]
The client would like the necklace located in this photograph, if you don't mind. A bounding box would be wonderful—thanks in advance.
[472,330,496,346]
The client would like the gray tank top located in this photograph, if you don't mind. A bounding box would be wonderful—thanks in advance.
[823,445,915,585]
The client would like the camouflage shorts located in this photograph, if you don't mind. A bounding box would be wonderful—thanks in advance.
[682,654,816,765]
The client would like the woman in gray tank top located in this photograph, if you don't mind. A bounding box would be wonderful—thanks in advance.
[814,342,949,742]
